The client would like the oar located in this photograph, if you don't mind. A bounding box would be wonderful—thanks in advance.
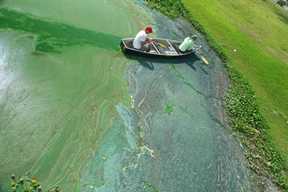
[149,40,166,48]
[200,55,209,65]
[194,46,209,65]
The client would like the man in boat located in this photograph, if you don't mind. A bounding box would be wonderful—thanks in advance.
[133,26,153,52]
[179,35,198,52]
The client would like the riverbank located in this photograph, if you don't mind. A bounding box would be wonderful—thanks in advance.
[145,0,288,191]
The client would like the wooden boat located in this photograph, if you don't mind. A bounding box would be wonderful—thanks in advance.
[120,38,194,58]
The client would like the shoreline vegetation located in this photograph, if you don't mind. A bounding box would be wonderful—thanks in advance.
[9,174,60,192]
[145,0,288,191]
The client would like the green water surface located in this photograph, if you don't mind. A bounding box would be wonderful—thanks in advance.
[0,0,152,191]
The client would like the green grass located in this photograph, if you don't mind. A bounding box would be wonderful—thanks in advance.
[181,0,288,189]
[181,0,288,154]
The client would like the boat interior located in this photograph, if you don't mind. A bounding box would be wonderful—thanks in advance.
[122,39,183,56]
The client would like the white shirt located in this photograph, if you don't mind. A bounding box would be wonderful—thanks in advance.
[133,30,148,49]
[179,37,194,52]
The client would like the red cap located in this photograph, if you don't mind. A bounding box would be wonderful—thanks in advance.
[145,26,153,34]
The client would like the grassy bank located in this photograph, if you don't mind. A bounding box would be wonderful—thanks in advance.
[225,66,287,190]
[145,0,288,190]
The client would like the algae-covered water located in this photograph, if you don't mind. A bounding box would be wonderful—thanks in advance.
[0,0,254,191]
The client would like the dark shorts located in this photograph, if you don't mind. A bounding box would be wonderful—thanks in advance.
[142,44,151,52]
[139,42,151,52]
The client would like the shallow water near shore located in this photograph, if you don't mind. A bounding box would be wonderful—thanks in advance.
[0,0,255,191]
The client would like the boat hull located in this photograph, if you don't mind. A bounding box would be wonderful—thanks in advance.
[120,38,194,58]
